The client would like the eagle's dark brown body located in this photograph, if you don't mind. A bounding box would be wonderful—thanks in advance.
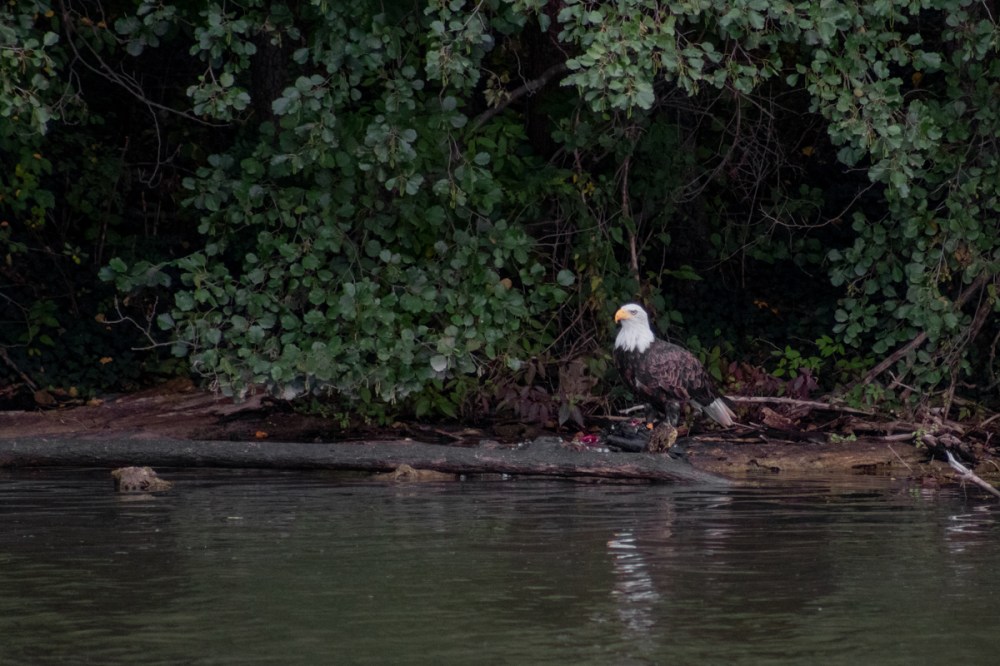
[613,339,722,411]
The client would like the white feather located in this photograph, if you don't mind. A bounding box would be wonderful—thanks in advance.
[702,397,736,427]
[614,303,655,353]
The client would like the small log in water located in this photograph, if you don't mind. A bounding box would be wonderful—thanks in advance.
[0,437,731,485]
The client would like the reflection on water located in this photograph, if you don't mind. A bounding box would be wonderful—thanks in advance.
[0,469,997,664]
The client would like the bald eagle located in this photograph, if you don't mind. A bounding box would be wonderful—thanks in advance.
[614,303,735,427]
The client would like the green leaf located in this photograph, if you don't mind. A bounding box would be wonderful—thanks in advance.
[430,355,448,372]
[175,291,195,312]
[272,96,291,115]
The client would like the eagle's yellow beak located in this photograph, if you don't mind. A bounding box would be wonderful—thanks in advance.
[614,308,631,323]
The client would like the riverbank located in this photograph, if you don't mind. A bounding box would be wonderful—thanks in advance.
[0,378,996,489]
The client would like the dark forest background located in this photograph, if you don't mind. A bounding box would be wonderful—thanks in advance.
[2,0,999,425]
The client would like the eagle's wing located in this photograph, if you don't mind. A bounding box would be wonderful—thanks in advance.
[639,340,720,406]
[615,338,734,426]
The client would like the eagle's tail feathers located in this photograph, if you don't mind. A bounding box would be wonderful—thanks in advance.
[703,397,736,427]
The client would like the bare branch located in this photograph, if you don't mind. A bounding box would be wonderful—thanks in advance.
[470,62,568,132]
[102,297,173,351]
[0,347,40,391]
[726,395,873,416]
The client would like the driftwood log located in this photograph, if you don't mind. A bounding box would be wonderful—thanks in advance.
[0,437,731,485]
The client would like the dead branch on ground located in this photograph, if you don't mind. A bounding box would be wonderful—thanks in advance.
[727,395,873,415]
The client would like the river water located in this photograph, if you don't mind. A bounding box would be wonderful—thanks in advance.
[1,468,997,665]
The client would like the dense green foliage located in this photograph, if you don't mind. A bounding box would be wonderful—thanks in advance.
[2,0,999,419]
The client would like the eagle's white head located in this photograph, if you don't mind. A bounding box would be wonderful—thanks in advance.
[614,303,655,353]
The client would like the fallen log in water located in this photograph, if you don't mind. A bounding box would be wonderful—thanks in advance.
[0,437,731,485]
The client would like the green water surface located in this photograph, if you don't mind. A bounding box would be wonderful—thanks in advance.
[0,469,995,665]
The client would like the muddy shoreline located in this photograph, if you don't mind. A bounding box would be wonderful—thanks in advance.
[0,379,994,488]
